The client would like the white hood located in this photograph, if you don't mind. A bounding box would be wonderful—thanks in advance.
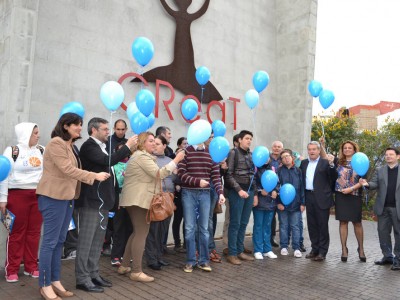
[15,122,38,147]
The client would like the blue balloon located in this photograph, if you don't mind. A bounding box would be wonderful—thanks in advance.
[211,120,226,137]
[351,152,369,176]
[195,66,210,86]
[308,80,323,97]
[209,137,230,163]
[318,89,335,109]
[60,102,85,118]
[245,89,259,109]
[126,102,139,120]
[252,71,270,93]
[252,146,270,167]
[181,99,198,120]
[0,155,11,182]
[129,112,149,135]
[100,81,125,112]
[131,37,154,67]
[261,170,278,192]
[280,183,296,205]
[147,113,155,129]
[187,120,212,145]
[136,89,155,117]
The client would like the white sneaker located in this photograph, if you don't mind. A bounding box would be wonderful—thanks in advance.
[294,250,302,258]
[254,252,264,260]
[281,248,289,256]
[263,251,278,259]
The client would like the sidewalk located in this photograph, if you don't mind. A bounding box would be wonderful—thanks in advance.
[0,217,399,300]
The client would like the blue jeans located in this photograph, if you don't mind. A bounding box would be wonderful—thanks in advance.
[278,210,301,250]
[182,189,210,265]
[38,196,73,287]
[252,209,274,253]
[228,189,254,256]
[288,211,304,244]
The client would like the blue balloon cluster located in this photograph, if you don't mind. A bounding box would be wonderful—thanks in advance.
[252,146,270,167]
[60,102,85,118]
[351,152,369,176]
[131,37,154,67]
[127,102,139,120]
[181,99,198,120]
[195,66,210,86]
[209,137,230,163]
[211,120,226,137]
[147,113,155,129]
[261,170,278,192]
[100,81,125,112]
[280,183,296,205]
[187,120,212,145]
[136,89,155,117]
[253,71,270,93]
[0,155,11,182]
[245,89,259,109]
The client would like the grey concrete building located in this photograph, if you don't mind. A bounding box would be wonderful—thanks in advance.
[0,0,317,260]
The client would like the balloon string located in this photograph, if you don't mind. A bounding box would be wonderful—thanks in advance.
[251,109,258,145]
[97,181,107,230]
[319,113,329,153]
[138,66,144,90]
[108,111,115,172]
[200,86,204,115]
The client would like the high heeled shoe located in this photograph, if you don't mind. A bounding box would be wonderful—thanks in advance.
[341,247,348,262]
[39,288,61,300]
[357,248,366,262]
[51,284,74,297]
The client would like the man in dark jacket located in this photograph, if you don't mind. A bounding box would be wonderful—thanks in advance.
[75,118,137,293]
[300,141,336,261]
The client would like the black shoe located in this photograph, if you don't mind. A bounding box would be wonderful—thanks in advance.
[76,282,104,293]
[271,238,279,248]
[341,247,348,262]
[374,257,393,265]
[92,276,112,287]
[299,244,306,253]
[102,247,111,257]
[305,252,318,259]
[313,254,326,262]
[357,248,366,263]
[158,260,170,266]
[148,263,162,270]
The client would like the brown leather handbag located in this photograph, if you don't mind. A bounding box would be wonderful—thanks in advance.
[146,171,176,223]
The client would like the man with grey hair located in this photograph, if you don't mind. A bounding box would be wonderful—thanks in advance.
[299,141,336,261]
[75,117,137,293]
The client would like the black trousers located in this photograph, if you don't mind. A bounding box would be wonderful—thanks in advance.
[306,191,330,256]
[110,207,133,259]
[172,191,185,247]
[145,217,171,265]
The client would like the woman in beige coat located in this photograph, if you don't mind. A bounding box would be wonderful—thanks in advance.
[118,132,184,282]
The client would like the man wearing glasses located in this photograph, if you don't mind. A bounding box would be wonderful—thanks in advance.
[300,141,336,262]
[75,118,137,293]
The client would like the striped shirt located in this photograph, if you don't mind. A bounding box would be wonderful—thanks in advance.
[178,145,223,195]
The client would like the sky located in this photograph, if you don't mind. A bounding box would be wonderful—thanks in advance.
[313,0,400,116]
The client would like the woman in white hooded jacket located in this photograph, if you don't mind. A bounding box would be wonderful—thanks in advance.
[0,122,44,283]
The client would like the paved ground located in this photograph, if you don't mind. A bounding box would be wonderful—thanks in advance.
[1,216,399,300]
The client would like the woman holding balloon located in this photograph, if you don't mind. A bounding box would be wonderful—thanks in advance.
[276,149,305,258]
[327,141,366,262]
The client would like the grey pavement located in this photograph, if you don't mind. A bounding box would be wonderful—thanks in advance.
[0,216,399,300]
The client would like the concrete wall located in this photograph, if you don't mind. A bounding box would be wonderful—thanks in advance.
[0,0,317,263]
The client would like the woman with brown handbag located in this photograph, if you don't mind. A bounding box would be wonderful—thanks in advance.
[118,132,184,282]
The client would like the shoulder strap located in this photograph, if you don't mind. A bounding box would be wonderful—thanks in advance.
[36,145,44,155]
[233,148,239,170]
[11,146,19,162]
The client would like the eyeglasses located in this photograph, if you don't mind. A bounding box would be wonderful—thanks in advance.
[281,155,292,159]
[98,127,110,132]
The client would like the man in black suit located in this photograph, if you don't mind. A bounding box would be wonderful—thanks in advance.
[75,118,137,293]
[300,141,336,261]
[360,147,400,270]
